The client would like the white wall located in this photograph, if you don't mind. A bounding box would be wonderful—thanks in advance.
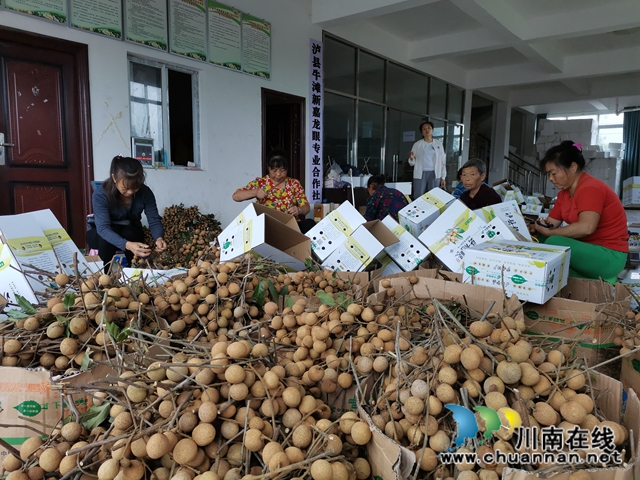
[0,1,321,226]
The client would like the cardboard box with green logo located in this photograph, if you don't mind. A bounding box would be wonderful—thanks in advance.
[462,240,571,304]
[522,278,630,363]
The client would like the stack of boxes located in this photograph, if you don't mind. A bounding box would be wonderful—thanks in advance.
[536,119,623,196]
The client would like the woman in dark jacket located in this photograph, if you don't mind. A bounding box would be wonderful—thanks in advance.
[87,155,166,270]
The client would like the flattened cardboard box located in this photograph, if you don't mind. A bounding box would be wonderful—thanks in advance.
[523,278,631,356]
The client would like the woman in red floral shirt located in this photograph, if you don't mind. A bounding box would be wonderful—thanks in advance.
[233,150,315,232]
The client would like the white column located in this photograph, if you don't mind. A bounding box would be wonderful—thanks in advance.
[460,88,473,167]
[490,101,511,182]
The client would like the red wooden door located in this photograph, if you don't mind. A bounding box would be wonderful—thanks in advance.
[0,27,93,248]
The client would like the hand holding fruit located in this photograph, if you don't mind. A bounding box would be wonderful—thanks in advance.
[126,241,151,258]
[155,237,167,253]
[255,188,268,200]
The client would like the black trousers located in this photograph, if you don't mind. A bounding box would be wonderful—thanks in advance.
[86,224,144,272]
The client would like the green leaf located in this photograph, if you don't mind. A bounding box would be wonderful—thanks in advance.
[252,280,266,308]
[16,295,37,315]
[81,403,111,430]
[63,292,76,309]
[280,285,289,297]
[6,310,29,320]
[107,295,121,302]
[316,291,336,307]
[265,279,279,304]
[336,293,353,309]
[81,347,93,371]
[285,296,295,309]
[106,322,120,341]
[253,265,265,270]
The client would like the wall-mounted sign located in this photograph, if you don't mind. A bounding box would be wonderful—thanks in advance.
[124,0,168,51]
[169,0,207,61]
[208,1,242,70]
[70,0,122,38]
[308,39,323,203]
[242,14,270,79]
[5,0,67,23]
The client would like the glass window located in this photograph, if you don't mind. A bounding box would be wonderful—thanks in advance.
[447,86,463,123]
[129,56,199,168]
[324,37,356,95]
[429,78,447,119]
[445,123,462,188]
[567,115,598,121]
[357,101,384,175]
[387,63,428,114]
[358,51,384,103]
[599,113,623,126]
[385,109,423,182]
[599,127,623,146]
[323,92,355,168]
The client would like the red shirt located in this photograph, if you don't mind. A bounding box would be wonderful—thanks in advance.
[549,173,628,252]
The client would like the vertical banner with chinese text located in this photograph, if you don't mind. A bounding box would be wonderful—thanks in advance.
[308,39,323,203]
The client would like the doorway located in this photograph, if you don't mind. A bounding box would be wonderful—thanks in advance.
[261,88,305,182]
[0,27,93,248]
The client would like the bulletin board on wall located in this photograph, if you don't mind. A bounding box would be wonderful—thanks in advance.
[1,0,271,79]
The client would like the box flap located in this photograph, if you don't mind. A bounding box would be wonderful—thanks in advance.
[360,220,400,248]
[249,203,301,232]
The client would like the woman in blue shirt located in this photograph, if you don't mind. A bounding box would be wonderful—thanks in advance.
[87,155,166,271]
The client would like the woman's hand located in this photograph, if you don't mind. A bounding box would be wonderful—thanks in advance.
[126,241,151,258]
[255,188,268,200]
[440,178,446,188]
[155,237,167,253]
[286,205,301,216]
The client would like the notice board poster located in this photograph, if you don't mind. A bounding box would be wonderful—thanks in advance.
[5,0,67,23]
[208,1,241,71]
[124,0,168,51]
[169,0,207,61]
[70,0,122,38]
[242,14,270,79]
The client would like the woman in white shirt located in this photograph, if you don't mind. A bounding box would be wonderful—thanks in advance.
[408,121,447,199]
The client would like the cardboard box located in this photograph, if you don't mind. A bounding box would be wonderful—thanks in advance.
[313,203,337,222]
[321,220,398,272]
[621,348,640,398]
[370,253,404,277]
[493,181,525,204]
[462,240,571,304]
[306,201,365,261]
[368,270,524,319]
[0,367,64,458]
[473,200,532,241]
[0,213,64,309]
[623,176,640,206]
[418,200,487,273]
[218,214,311,270]
[522,278,630,356]
[503,374,640,480]
[398,187,455,237]
[228,202,300,232]
[380,216,429,271]
[120,267,187,286]
[522,204,543,215]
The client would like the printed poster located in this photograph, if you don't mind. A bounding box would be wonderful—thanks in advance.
[125,0,168,51]
[70,0,122,38]
[208,1,241,70]
[5,0,67,23]
[242,14,270,79]
[169,0,207,61]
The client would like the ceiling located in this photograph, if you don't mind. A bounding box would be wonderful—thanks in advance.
[311,0,640,116]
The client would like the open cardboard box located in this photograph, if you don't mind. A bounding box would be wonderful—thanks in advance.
[306,201,365,261]
[368,269,524,320]
[321,219,398,273]
[522,278,631,365]
[218,214,311,270]
[503,373,640,480]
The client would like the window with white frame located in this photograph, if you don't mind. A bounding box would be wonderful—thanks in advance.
[128,56,200,168]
